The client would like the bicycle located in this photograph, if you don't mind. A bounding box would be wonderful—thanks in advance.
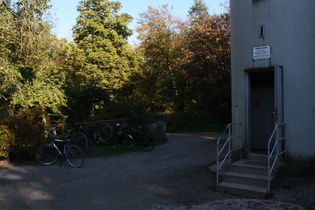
[36,130,84,168]
[77,121,113,146]
[116,123,156,151]
[48,126,89,155]
[64,126,89,154]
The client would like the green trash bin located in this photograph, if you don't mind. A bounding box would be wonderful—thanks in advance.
[156,121,166,140]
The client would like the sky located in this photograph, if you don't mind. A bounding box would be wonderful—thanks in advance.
[49,0,228,43]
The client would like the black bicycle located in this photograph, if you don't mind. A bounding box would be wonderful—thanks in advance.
[65,126,89,154]
[49,126,89,155]
[77,121,113,147]
[116,123,156,151]
[36,130,84,168]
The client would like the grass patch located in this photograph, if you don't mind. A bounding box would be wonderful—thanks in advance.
[86,143,138,158]
[138,112,229,133]
[86,136,167,158]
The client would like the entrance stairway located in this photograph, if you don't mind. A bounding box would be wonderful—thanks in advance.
[216,122,287,198]
[216,158,284,198]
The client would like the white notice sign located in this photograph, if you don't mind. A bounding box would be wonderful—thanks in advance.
[253,45,270,60]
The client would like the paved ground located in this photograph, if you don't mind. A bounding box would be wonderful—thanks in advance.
[0,132,314,209]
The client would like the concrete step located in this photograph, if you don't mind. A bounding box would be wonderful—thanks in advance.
[217,182,268,199]
[223,171,274,188]
[216,158,285,198]
[229,159,270,176]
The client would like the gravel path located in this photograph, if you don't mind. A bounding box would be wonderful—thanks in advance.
[0,132,314,209]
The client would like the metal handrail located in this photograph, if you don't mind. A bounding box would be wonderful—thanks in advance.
[267,123,286,192]
[216,122,243,186]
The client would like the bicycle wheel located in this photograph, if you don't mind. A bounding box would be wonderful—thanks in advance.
[139,133,156,152]
[66,145,84,168]
[96,122,113,142]
[72,132,89,154]
[36,144,58,165]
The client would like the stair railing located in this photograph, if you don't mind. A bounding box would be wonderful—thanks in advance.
[267,122,286,192]
[216,122,243,186]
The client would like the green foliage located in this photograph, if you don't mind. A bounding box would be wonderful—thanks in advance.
[11,78,67,114]
[0,0,67,119]
[189,0,210,24]
[72,0,139,90]
[0,62,23,106]
[165,111,228,132]
[133,4,231,115]
[0,125,14,159]
[0,106,46,160]
[136,4,183,112]
[64,0,143,122]
[0,0,66,160]
[177,13,231,113]
[9,107,46,160]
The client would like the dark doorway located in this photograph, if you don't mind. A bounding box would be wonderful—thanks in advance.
[248,69,274,153]
[246,66,283,155]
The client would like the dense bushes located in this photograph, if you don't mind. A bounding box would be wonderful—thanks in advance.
[0,107,46,160]
[128,111,230,133]
[164,111,229,132]
[0,125,14,159]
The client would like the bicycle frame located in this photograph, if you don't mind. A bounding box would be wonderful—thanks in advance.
[76,122,112,143]
[116,123,155,152]
[122,131,137,146]
[87,127,99,141]
[36,129,85,168]
[50,139,68,159]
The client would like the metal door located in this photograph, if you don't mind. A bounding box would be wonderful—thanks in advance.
[250,88,274,150]
[246,66,283,153]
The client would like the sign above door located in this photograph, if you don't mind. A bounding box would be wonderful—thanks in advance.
[253,45,271,60]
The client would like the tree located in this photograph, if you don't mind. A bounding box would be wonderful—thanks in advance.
[136,4,183,112]
[181,13,231,112]
[72,0,138,90]
[0,0,66,117]
[68,0,141,120]
[0,0,67,159]
[188,0,210,24]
